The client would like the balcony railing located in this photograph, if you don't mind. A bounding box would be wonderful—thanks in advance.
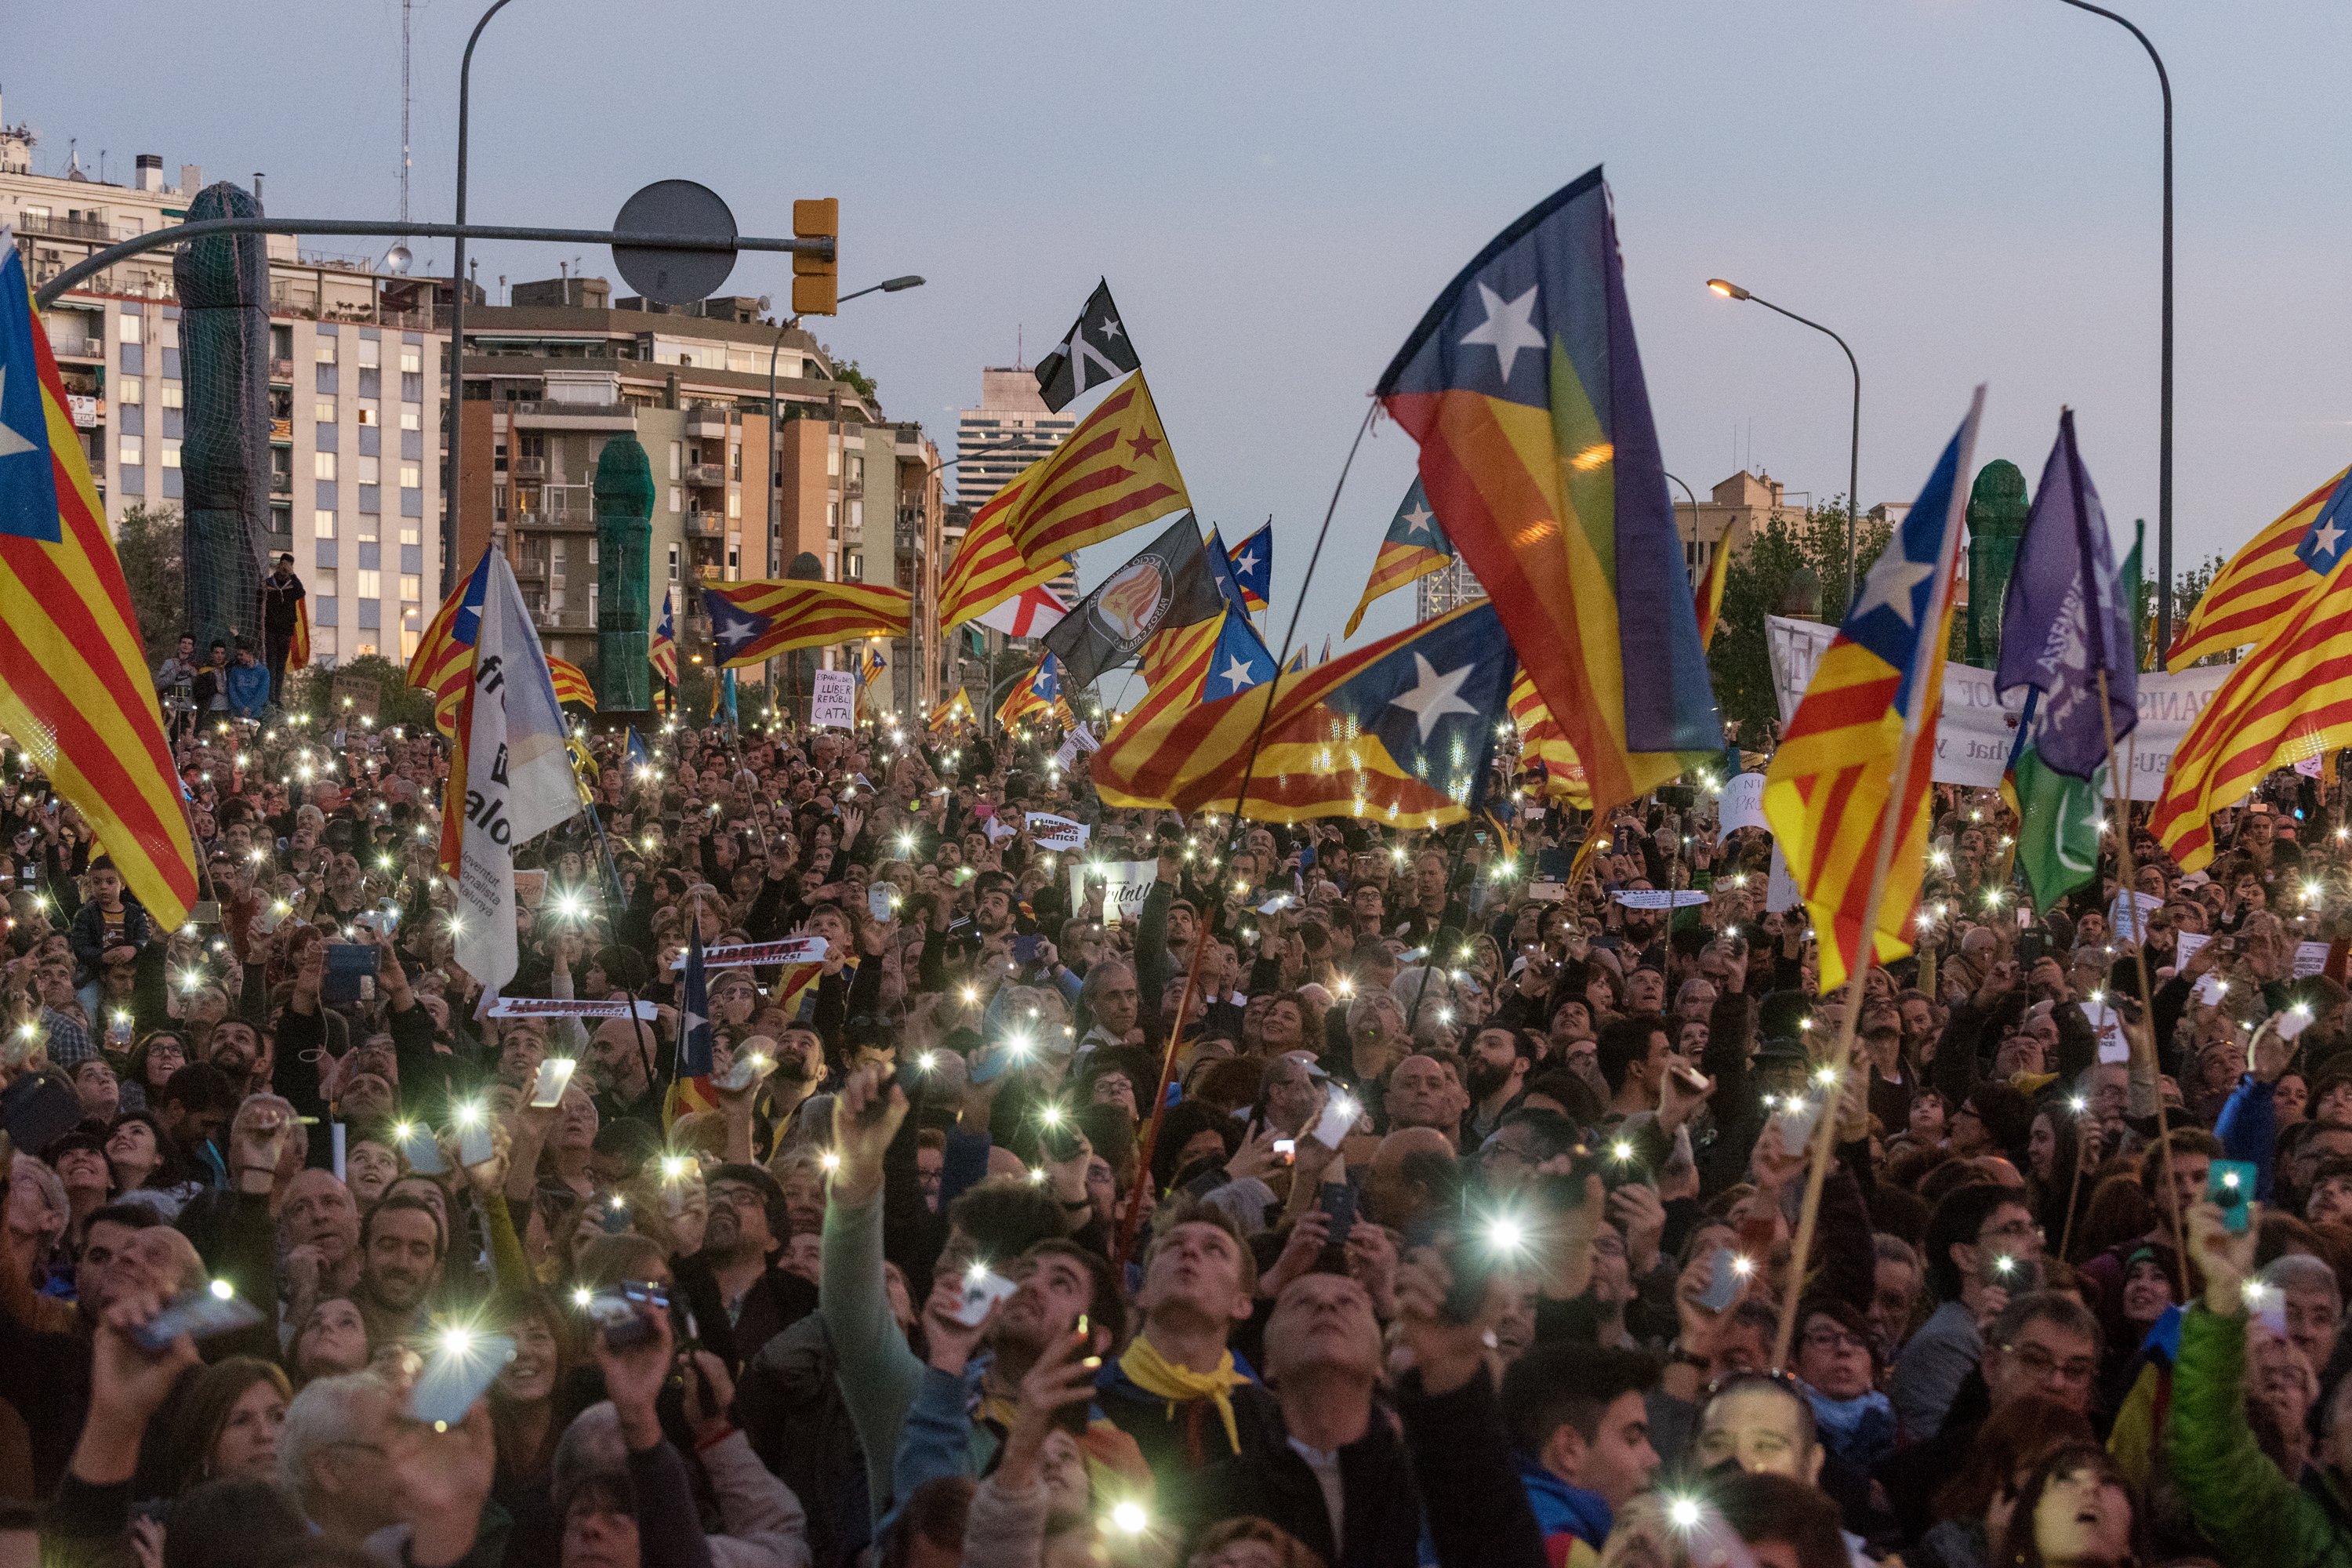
[509,454,546,480]
[268,358,294,383]
[681,462,726,487]
[517,509,597,533]
[682,510,723,536]
[533,607,595,630]
[17,213,117,244]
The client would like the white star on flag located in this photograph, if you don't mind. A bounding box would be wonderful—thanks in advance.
[1458,281,1544,381]
[0,366,38,461]
[1220,655,1258,692]
[2316,519,2345,557]
[1853,549,1937,626]
[1232,550,1259,576]
[712,604,763,654]
[1401,503,1434,535]
[1388,653,1479,741]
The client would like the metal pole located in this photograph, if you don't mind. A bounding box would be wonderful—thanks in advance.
[446,0,521,608]
[2055,0,2172,666]
[1711,285,1860,609]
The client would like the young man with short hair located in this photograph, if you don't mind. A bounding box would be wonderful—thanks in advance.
[1501,1342,1660,1566]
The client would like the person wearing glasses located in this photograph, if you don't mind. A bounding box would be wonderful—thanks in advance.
[1889,1184,2048,1444]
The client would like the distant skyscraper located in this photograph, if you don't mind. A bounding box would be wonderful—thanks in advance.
[1415,557,1486,621]
[956,368,1074,508]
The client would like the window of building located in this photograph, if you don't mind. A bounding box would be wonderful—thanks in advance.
[358,456,380,485]
[314,510,336,539]
[670,486,682,515]
[668,544,680,583]
[401,407,420,432]
[730,441,742,480]
[159,383,183,409]
[120,435,143,466]
[356,516,379,544]
[315,340,337,364]
[826,446,840,477]
[313,452,336,480]
[356,405,379,426]
[400,574,421,602]
[399,347,420,375]
[399,625,419,659]
[357,337,381,368]
[727,487,740,519]
[400,463,420,489]
[355,641,377,658]
[668,441,681,480]
[356,569,382,600]
[400,523,419,546]
[118,377,143,405]
[313,625,336,661]
[119,312,141,345]
[315,568,338,597]
[845,552,862,580]
[314,399,336,423]
[827,500,839,535]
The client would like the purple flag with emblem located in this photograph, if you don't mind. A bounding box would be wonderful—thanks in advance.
[1996,409,2136,779]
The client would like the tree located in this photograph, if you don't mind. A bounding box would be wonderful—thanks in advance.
[1708,502,1893,742]
[831,358,878,403]
[113,503,184,670]
[284,653,438,731]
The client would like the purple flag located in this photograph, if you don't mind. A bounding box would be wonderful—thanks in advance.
[1995,409,2137,779]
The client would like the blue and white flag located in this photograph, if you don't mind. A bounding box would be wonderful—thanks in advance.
[1997,409,2137,779]
[1225,521,1272,615]
[1201,607,1279,701]
[677,924,713,1078]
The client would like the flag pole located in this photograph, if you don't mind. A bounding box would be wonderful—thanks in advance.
[1117,397,1381,1258]
[2097,666,2189,1270]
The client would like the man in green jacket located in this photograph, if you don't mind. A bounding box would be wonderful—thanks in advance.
[2172,1196,2352,1568]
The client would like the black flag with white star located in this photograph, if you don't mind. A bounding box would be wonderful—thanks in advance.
[1034,279,1141,412]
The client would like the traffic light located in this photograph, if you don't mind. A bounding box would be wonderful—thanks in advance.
[792,198,838,316]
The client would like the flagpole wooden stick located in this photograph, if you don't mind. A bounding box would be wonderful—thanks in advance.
[1117,398,1383,1258]
[2096,667,2190,1272]
[1770,721,1928,1373]
[2058,1116,2092,1261]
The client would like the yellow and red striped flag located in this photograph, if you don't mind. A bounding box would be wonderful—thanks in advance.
[1694,537,1733,649]
[938,470,1062,630]
[1764,394,1980,994]
[547,655,596,710]
[2151,495,2352,872]
[288,594,311,671]
[1344,477,1456,638]
[703,578,910,669]
[0,234,198,924]
[928,687,973,731]
[2168,466,2350,667]
[651,588,678,687]
[408,547,494,736]
[1509,668,1592,808]
[1000,372,1190,570]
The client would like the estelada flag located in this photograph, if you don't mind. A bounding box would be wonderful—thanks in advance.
[997,655,1062,730]
[1375,168,1721,822]
[1092,599,1513,827]
[2168,464,2352,667]
[1764,391,1982,993]
[1344,477,1455,637]
[2151,488,2352,873]
[938,468,1062,630]
[410,546,494,736]
[0,230,197,924]
[704,578,910,668]
[1511,667,1591,808]
[548,655,595,710]
[651,588,679,686]
[1225,521,1272,615]
[1001,372,1190,569]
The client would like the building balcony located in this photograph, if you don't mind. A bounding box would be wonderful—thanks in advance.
[510,400,637,430]
[517,509,597,533]
[684,408,729,438]
[682,462,727,487]
[513,556,548,581]
[18,213,116,245]
[268,358,294,383]
[533,607,596,632]
[270,418,292,445]
[693,563,725,581]
[48,332,103,361]
[510,454,546,480]
[269,472,293,497]
[682,510,723,537]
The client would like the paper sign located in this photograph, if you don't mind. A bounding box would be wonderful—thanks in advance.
[1069,858,1159,926]
[1054,735,1081,770]
[670,936,829,971]
[486,996,659,1020]
[1767,846,1802,914]
[1614,889,1709,909]
[1716,774,1767,840]
[1066,724,1100,754]
[2110,891,2161,943]
[810,670,856,730]
[513,869,547,909]
[2296,941,2330,978]
[331,672,380,722]
[2174,931,2209,967]
[2083,1000,2129,1064]
[983,816,1017,844]
[1029,812,1091,851]
[2296,756,2324,779]
[2195,975,2229,1007]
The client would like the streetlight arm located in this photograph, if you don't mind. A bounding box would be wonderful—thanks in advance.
[1740,292,1860,395]
[1721,285,1864,607]
[2053,0,2173,110]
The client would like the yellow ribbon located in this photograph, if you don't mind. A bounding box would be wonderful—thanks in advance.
[1117,1336,1246,1455]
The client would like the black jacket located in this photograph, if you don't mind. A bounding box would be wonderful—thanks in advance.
[1194,1399,1423,1568]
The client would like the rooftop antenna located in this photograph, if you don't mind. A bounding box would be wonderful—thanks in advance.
[399,0,412,228]
[1016,324,1023,371]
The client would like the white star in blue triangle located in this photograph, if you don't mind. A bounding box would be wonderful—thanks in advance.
[710,601,766,657]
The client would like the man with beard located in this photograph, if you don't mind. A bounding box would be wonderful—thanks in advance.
[354,1192,444,1342]
[1464,1027,1537,1149]
[1606,885,1668,973]
[586,1017,663,1130]
[764,1025,833,1150]
[673,1163,817,1371]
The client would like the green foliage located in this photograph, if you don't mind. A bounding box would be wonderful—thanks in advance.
[831,358,878,402]
[283,654,439,731]
[113,503,184,670]
[2165,554,2233,666]
[1708,503,1892,743]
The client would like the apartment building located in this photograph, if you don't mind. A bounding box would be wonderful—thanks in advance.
[5,104,444,665]
[456,285,946,706]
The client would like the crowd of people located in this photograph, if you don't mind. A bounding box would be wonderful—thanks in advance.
[2,674,2349,1568]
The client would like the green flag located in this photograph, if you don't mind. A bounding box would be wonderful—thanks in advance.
[2008,524,2140,913]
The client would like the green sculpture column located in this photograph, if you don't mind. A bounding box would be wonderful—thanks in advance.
[1965,459,2029,667]
[593,434,655,713]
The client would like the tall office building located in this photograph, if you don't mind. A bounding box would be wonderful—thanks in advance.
[1414,557,1486,621]
[953,368,1073,508]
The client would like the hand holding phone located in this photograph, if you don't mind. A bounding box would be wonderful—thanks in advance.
[2209,1160,2258,1232]
[953,1268,1019,1327]
[408,1329,516,1430]
[529,1058,578,1109]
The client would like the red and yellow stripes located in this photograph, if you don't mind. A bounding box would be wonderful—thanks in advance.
[1342,539,1453,638]
[997,666,1057,730]
[1509,668,1592,808]
[548,656,595,710]
[707,579,912,669]
[3,274,197,924]
[2153,560,2352,872]
[2168,468,2346,666]
[289,596,311,670]
[939,470,1062,630]
[1695,540,1732,649]
[1002,372,1190,569]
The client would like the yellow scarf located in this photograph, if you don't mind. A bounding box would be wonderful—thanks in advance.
[1118,1336,1247,1455]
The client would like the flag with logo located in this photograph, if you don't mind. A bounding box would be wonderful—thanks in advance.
[1041,513,1225,689]
[1093,600,1513,826]
[1225,521,1272,615]
[1344,478,1457,637]
[1034,278,1142,413]
[1375,168,1722,824]
[0,230,198,924]
[441,550,586,998]
[1000,372,1190,568]
[1763,391,1983,993]
[702,578,911,668]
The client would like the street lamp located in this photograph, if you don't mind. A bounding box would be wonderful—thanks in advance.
[2053,0,2173,666]
[443,0,523,588]
[764,276,927,713]
[1707,278,1862,612]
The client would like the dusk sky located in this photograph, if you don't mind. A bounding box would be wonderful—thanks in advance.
[22,1,2352,662]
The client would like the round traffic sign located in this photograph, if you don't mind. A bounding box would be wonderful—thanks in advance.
[611,180,738,305]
